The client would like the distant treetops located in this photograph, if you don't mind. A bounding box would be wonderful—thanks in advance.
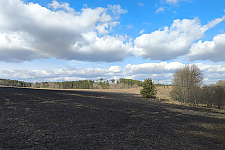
[0,78,146,89]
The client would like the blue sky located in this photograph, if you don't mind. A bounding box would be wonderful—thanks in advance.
[0,0,225,84]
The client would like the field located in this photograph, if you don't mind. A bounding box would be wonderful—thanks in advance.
[1,87,225,149]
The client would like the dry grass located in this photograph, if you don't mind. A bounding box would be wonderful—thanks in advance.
[155,86,172,100]
[155,86,188,105]
[35,86,186,106]
[30,87,144,95]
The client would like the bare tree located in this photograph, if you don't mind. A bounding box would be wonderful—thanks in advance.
[170,64,203,105]
[215,80,225,87]
[201,81,225,109]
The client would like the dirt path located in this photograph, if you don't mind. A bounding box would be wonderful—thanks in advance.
[1,87,225,149]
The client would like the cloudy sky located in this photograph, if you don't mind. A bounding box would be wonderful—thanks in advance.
[0,0,225,84]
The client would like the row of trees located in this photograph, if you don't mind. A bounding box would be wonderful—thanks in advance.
[0,79,32,87]
[170,65,225,109]
[0,78,144,89]
[118,78,143,87]
[32,80,96,89]
[200,83,225,109]
[97,79,110,89]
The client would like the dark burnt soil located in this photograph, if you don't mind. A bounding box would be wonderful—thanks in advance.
[0,87,225,150]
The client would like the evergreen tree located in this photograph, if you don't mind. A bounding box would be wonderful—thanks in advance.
[140,78,156,98]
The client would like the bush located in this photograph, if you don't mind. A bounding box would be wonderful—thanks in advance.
[200,85,225,109]
[140,78,156,98]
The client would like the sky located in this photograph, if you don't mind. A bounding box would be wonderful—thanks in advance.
[0,0,225,84]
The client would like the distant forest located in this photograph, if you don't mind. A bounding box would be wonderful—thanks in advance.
[0,78,152,89]
[0,78,168,89]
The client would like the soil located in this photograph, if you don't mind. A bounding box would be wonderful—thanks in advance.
[1,87,225,150]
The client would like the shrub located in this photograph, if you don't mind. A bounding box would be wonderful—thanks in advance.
[140,78,156,98]
[200,85,225,109]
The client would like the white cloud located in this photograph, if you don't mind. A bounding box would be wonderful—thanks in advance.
[195,63,225,73]
[195,63,225,84]
[0,67,118,82]
[133,16,225,60]
[0,0,129,63]
[124,62,225,84]
[127,24,133,29]
[0,62,225,84]
[139,3,144,6]
[166,0,178,3]
[125,62,184,75]
[143,23,151,26]
[47,0,75,13]
[0,33,41,62]
[96,21,119,35]
[107,4,128,19]
[201,15,225,32]
[156,7,165,14]
[166,0,178,4]
[71,32,132,62]
[139,29,145,34]
[166,0,189,4]
[109,66,122,73]
[187,34,225,62]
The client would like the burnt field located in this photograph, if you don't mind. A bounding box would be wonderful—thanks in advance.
[0,87,225,149]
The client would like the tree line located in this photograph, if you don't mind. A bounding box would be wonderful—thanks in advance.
[32,80,96,89]
[0,78,144,89]
[0,79,32,87]
[170,65,225,110]
[118,78,143,87]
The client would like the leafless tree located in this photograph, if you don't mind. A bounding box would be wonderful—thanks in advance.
[215,80,225,87]
[170,64,203,105]
[200,84,225,109]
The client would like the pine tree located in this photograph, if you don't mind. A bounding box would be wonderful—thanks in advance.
[140,78,156,98]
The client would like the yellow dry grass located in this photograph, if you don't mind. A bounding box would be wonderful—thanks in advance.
[31,87,144,95]
[155,86,183,105]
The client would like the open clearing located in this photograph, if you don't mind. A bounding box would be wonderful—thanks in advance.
[1,87,225,149]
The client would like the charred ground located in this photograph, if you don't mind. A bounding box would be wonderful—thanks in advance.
[0,87,225,149]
